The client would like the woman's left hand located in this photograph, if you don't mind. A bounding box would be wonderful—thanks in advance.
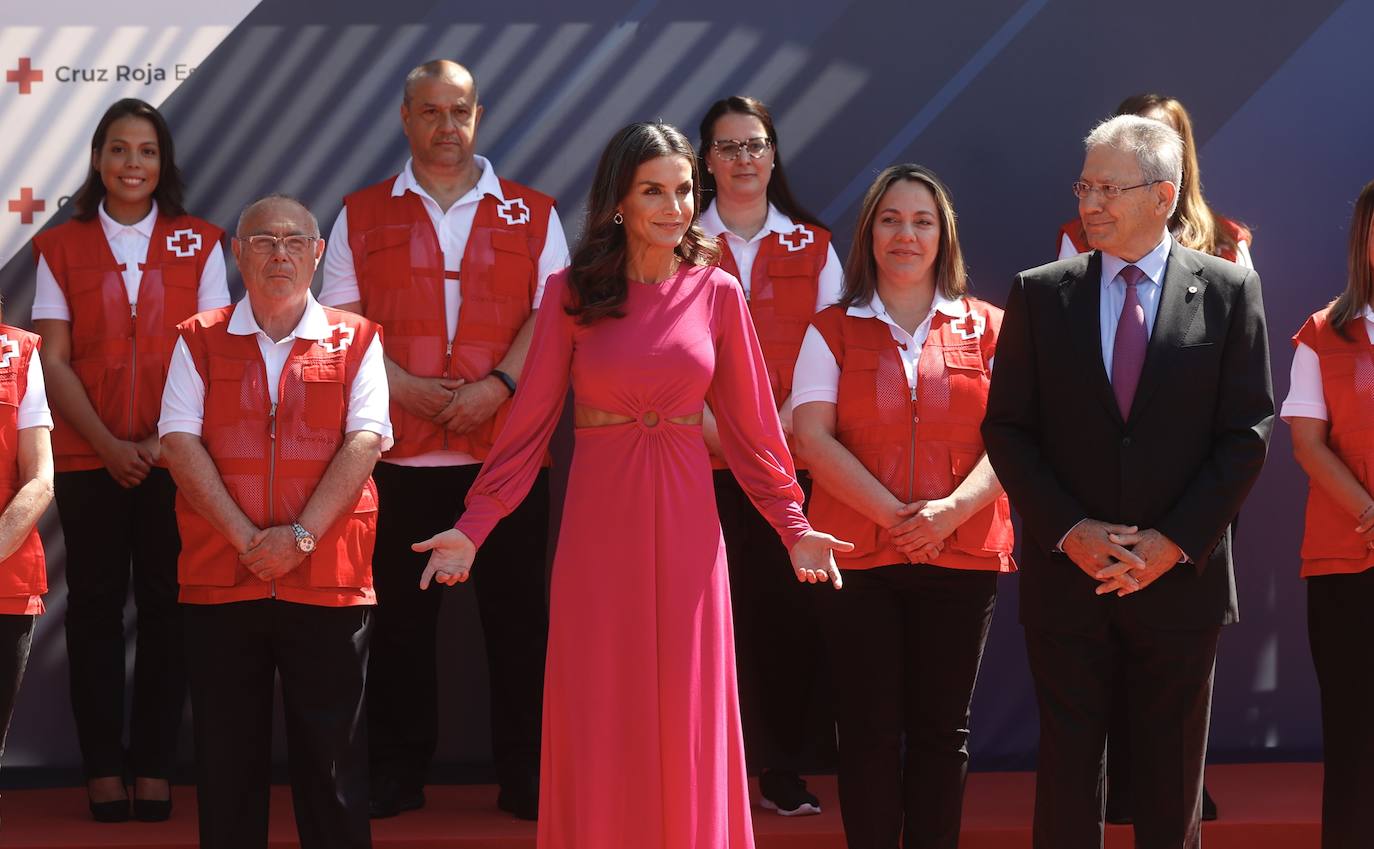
[888,497,964,551]
[790,530,853,590]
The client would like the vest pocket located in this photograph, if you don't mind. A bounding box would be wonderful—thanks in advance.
[301,360,346,431]
[489,229,536,300]
[309,478,378,588]
[361,225,415,289]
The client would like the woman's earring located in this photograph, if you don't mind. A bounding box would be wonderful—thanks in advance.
[613,212,624,225]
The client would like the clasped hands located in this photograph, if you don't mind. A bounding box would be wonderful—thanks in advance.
[1062,519,1183,597]
[398,371,507,435]
[887,497,964,564]
[238,525,307,581]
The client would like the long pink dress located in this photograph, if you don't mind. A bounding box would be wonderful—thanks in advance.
[455,263,811,848]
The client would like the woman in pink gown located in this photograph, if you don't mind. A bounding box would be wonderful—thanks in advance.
[415,122,850,848]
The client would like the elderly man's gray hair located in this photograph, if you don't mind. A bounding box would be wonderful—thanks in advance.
[1084,115,1184,216]
[235,193,320,238]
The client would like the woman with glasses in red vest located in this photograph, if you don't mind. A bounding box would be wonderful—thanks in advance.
[1057,93,1243,824]
[1284,180,1374,849]
[793,164,1013,849]
[0,310,55,819]
[31,98,229,822]
[696,95,843,817]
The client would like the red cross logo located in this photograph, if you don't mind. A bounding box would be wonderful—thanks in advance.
[778,225,814,252]
[6,58,42,95]
[7,188,45,225]
[0,336,19,369]
[321,322,354,354]
[497,197,529,225]
[166,228,202,258]
[951,310,986,341]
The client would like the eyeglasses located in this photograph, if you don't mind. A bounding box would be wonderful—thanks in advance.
[1072,180,1161,200]
[238,234,319,256]
[710,137,773,161]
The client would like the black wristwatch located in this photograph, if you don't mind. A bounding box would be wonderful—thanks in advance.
[490,369,517,397]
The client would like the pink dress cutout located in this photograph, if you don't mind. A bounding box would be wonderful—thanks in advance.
[456,263,811,849]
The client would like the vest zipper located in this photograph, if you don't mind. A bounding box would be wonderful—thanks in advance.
[441,340,453,451]
[128,301,138,440]
[267,400,278,599]
[907,383,918,503]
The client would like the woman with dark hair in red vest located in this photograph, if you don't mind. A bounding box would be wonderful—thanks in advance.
[0,311,55,821]
[695,95,843,816]
[1285,179,1374,849]
[793,164,1012,849]
[31,98,229,822]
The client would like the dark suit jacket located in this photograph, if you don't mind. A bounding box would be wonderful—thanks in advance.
[982,243,1274,631]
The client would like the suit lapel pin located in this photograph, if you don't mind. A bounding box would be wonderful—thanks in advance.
[1187,285,1198,294]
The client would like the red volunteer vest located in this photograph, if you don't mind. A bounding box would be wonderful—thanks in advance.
[806,300,1014,572]
[1294,308,1374,577]
[344,176,554,460]
[1057,216,1252,263]
[0,327,47,615]
[32,214,222,472]
[174,307,380,606]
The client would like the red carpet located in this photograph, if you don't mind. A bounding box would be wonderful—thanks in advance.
[0,763,1321,848]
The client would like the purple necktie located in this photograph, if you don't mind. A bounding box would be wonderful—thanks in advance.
[1111,264,1148,419]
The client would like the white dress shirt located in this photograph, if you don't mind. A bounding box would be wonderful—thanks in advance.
[698,200,844,309]
[159,292,392,451]
[791,289,969,408]
[320,156,569,468]
[33,201,231,321]
[1099,233,1171,378]
[1281,306,1374,422]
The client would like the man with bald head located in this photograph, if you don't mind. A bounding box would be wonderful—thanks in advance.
[322,59,567,820]
[161,195,392,848]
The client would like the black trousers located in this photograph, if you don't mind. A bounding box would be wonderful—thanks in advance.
[367,461,549,790]
[185,600,372,849]
[1308,570,1374,849]
[1025,615,1220,849]
[824,563,998,849]
[56,466,185,779]
[0,613,35,768]
[716,470,826,774]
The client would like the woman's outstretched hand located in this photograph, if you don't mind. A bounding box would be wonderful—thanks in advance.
[414,528,478,589]
[790,530,853,590]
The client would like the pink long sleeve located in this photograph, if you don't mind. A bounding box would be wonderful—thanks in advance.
[455,271,574,548]
[705,274,811,549]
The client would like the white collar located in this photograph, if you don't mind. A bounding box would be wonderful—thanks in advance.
[392,155,505,206]
[699,201,797,244]
[846,289,965,323]
[1101,231,1171,289]
[98,200,158,240]
[228,291,331,341]
[1363,305,1374,322]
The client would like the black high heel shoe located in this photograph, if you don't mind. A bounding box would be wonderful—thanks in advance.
[88,796,130,823]
[133,796,172,822]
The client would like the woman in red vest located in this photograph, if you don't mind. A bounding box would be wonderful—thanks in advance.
[0,315,55,814]
[1285,180,1374,849]
[1058,93,1242,824]
[793,164,1013,849]
[696,95,843,816]
[1057,94,1253,267]
[31,98,229,822]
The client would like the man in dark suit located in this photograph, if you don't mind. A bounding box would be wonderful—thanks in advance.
[982,115,1273,849]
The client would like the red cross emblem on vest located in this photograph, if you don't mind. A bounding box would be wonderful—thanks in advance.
[0,336,18,369]
[778,225,813,253]
[166,228,202,258]
[322,322,355,354]
[951,310,986,341]
[497,197,530,226]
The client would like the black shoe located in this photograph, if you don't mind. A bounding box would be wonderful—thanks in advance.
[89,797,130,823]
[759,770,821,817]
[497,776,539,821]
[1202,785,1218,821]
[369,776,425,819]
[133,796,173,822]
